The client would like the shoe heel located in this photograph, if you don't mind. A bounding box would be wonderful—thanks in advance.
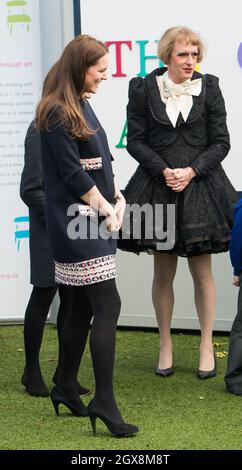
[50,396,59,416]
[89,415,97,436]
[197,351,217,379]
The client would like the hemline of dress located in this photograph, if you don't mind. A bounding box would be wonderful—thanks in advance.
[55,254,116,286]
[117,239,230,258]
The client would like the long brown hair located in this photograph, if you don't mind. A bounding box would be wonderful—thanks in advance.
[35,35,108,140]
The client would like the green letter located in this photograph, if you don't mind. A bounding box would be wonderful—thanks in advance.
[116,120,127,148]
[136,40,164,77]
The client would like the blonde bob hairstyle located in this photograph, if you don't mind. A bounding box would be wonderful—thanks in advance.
[157,26,205,65]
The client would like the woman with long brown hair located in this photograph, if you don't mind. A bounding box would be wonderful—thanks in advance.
[36,35,138,437]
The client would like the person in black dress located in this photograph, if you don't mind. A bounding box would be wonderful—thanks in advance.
[35,34,138,437]
[20,119,89,398]
[119,26,237,379]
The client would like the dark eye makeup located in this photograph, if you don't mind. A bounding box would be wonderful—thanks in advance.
[177,52,198,57]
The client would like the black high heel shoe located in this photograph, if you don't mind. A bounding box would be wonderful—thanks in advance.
[197,353,217,380]
[21,367,49,397]
[88,399,139,437]
[155,355,174,377]
[52,368,90,397]
[155,366,174,377]
[50,386,88,417]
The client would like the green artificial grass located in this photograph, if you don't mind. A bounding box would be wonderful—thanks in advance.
[0,325,241,450]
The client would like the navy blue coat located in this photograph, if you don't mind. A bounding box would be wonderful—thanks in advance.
[40,100,116,264]
[20,121,55,287]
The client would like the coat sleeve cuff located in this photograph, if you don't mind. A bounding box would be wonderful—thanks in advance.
[66,170,95,198]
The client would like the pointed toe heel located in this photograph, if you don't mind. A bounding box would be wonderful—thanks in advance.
[155,366,174,377]
[87,399,139,437]
[197,352,217,380]
[197,368,216,380]
[50,386,88,417]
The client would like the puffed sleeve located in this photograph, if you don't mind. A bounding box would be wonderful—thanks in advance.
[127,77,167,178]
[191,75,230,177]
[20,121,46,217]
[42,124,95,198]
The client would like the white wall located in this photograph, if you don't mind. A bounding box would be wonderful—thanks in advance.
[0,0,42,322]
[39,0,74,78]
[0,0,74,323]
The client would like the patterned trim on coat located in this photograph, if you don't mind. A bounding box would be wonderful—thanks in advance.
[78,204,97,217]
[55,254,116,286]
[80,157,102,170]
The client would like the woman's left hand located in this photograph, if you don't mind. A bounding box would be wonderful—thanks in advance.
[167,167,196,192]
[114,189,126,229]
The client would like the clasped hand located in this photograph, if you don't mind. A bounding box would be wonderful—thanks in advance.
[163,167,195,192]
[106,191,126,232]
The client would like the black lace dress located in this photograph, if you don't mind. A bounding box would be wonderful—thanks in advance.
[118,68,238,257]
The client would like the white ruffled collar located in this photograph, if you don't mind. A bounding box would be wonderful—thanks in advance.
[156,71,202,127]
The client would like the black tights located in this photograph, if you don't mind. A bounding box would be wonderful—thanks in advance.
[23,285,73,370]
[57,279,121,421]
[23,286,57,369]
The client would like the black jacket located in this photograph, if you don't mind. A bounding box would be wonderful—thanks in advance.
[40,100,116,263]
[127,67,230,180]
[20,121,55,287]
